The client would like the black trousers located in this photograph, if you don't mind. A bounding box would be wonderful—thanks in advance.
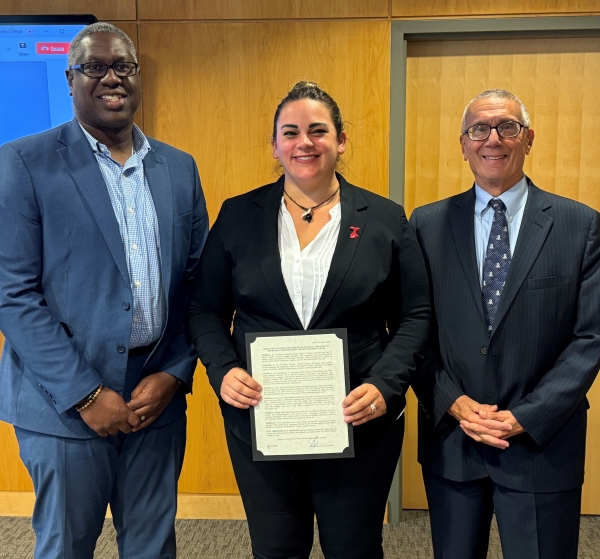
[423,470,582,559]
[225,415,404,559]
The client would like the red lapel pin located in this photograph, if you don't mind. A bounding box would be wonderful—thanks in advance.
[349,226,360,239]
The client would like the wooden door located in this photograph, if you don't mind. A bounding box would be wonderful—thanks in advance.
[402,37,600,513]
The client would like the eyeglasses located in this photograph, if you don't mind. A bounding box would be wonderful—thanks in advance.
[463,120,526,141]
[70,62,139,78]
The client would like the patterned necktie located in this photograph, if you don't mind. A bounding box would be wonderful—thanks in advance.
[482,199,511,335]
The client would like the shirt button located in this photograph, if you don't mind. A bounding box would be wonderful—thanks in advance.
[133,317,139,323]
[480,346,488,355]
[132,244,138,250]
[122,302,130,311]
[117,345,126,353]
[135,281,141,287]
[128,208,134,213]
[295,288,301,294]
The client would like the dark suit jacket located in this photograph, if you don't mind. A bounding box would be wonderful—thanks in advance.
[0,119,209,438]
[411,178,600,493]
[188,174,431,443]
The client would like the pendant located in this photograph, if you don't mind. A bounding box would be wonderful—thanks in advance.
[301,209,313,223]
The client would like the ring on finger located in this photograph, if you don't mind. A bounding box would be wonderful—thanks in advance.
[370,403,376,415]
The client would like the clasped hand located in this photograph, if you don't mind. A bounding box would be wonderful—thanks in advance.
[221,368,385,426]
[79,386,140,437]
[449,395,524,449]
[127,372,180,431]
[80,373,179,437]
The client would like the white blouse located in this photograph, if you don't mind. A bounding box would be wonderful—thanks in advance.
[278,198,341,329]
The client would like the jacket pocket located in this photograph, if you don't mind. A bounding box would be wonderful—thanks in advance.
[174,210,193,223]
[350,336,386,376]
[528,273,572,290]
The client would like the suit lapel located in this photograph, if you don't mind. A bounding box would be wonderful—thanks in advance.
[491,182,553,336]
[253,177,304,329]
[252,176,368,330]
[56,121,129,286]
[449,188,486,322]
[308,177,366,328]
[144,148,173,305]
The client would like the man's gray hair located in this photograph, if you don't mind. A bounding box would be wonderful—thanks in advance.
[461,89,530,132]
[67,22,137,67]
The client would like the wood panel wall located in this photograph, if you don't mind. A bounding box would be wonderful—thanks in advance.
[0,2,391,501]
[139,21,390,218]
[0,334,30,492]
[0,1,136,20]
[1,0,599,517]
[138,0,389,20]
[141,19,391,494]
[392,0,600,18]
[403,36,600,514]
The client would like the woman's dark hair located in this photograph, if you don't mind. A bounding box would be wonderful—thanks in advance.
[272,81,344,142]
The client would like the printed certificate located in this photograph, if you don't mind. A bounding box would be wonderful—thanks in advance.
[246,329,354,461]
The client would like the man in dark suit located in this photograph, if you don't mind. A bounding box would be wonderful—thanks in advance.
[0,23,208,558]
[411,89,600,559]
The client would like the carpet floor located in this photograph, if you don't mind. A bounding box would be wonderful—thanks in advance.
[0,511,598,558]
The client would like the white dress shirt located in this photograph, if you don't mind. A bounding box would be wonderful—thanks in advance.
[278,199,341,329]
[474,176,529,286]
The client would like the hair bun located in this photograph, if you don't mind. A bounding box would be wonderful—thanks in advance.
[291,80,320,92]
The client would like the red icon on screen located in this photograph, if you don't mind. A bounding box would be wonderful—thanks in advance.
[36,42,70,54]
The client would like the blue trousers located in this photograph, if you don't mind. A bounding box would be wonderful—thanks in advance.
[423,470,582,559]
[15,347,186,559]
[16,415,186,559]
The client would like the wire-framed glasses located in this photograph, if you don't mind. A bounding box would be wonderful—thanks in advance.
[463,120,526,141]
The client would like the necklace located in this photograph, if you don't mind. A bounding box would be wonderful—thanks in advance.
[283,185,340,223]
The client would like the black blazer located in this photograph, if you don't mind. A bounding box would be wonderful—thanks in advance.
[411,178,600,492]
[188,174,431,443]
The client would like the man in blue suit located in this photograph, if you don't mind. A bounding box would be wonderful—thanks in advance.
[411,89,600,559]
[0,22,208,558]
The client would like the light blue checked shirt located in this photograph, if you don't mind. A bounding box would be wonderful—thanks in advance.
[80,123,165,348]
[474,176,529,287]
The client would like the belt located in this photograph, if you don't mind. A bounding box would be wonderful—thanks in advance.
[128,342,157,357]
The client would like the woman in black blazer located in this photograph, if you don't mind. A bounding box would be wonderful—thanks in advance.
[188,82,430,559]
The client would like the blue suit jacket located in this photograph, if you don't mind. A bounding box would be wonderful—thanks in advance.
[411,180,600,493]
[0,119,208,438]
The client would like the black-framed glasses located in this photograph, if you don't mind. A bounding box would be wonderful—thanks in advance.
[70,62,139,78]
[463,120,526,141]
